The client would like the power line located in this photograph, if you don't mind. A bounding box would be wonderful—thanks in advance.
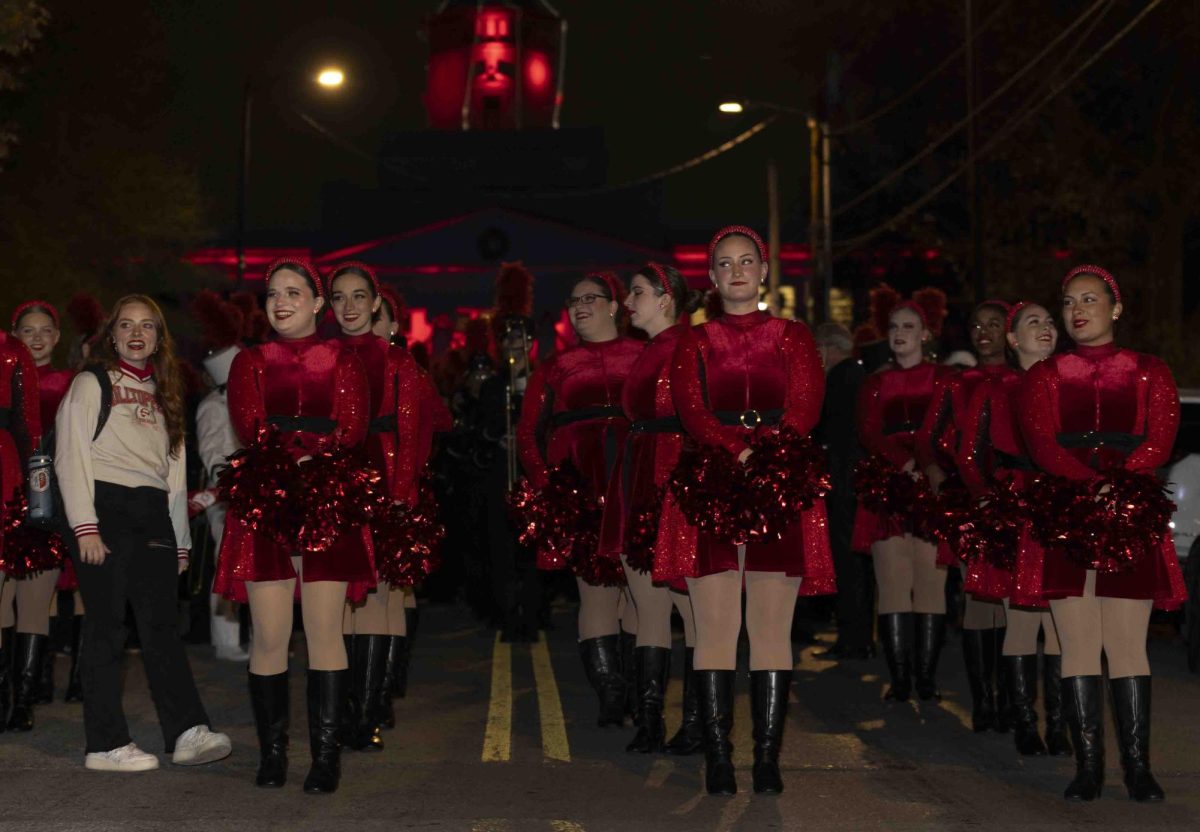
[832,0,1166,257]
[831,0,1111,220]
[830,1,1012,137]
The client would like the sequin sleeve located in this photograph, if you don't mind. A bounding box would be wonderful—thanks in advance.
[226,348,265,446]
[958,382,992,496]
[856,373,910,467]
[331,348,369,448]
[11,342,41,461]
[915,374,956,471]
[1124,356,1179,473]
[1018,361,1095,480]
[516,360,553,488]
[671,328,749,457]
[782,321,825,436]
[389,348,425,503]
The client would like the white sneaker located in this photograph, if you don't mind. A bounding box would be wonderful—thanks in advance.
[171,725,233,766]
[214,644,251,662]
[84,743,160,772]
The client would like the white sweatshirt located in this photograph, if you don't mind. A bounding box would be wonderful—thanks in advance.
[196,387,239,482]
[54,365,190,556]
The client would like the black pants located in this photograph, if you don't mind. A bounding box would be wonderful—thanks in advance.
[829,495,875,650]
[71,482,209,754]
[485,455,542,630]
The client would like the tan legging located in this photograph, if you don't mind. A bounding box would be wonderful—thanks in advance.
[245,556,349,676]
[621,556,697,650]
[1050,570,1152,679]
[576,577,622,641]
[872,535,947,615]
[343,583,408,637]
[1001,599,1061,656]
[686,547,801,671]
[0,569,60,635]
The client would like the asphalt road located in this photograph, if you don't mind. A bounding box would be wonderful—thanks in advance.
[2,603,1198,832]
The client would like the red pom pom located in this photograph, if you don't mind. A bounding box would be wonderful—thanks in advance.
[218,427,299,540]
[670,426,830,545]
[956,477,1027,572]
[372,473,444,586]
[624,495,663,574]
[1029,470,1174,573]
[291,446,387,553]
[0,495,67,577]
[916,477,976,556]
[853,454,934,536]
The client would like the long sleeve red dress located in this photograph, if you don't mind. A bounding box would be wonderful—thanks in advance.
[0,335,41,569]
[664,311,832,588]
[516,336,643,573]
[29,364,75,588]
[1015,343,1186,608]
[851,361,954,551]
[213,334,374,601]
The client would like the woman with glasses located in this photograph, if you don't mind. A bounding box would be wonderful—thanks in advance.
[516,273,643,727]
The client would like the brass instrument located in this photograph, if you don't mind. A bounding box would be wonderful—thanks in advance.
[503,317,533,489]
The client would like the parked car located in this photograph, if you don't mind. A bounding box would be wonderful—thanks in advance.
[1163,389,1200,561]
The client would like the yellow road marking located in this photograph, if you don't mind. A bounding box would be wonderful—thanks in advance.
[937,696,973,731]
[482,633,512,762]
[646,757,674,788]
[549,822,586,832]
[531,636,571,762]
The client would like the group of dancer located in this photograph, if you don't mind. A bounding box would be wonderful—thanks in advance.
[0,226,1184,806]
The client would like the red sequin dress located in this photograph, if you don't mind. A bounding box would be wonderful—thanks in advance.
[0,336,41,571]
[213,334,374,601]
[597,324,687,571]
[956,365,1037,602]
[1015,343,1186,607]
[851,361,955,551]
[665,311,832,586]
[516,336,643,573]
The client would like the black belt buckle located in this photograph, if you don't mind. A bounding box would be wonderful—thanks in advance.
[738,409,762,430]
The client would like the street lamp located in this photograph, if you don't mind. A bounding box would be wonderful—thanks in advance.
[236,67,347,285]
[717,99,832,323]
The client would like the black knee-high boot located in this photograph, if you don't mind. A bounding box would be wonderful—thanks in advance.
[914,614,945,701]
[1062,675,1104,801]
[750,670,791,795]
[249,671,289,787]
[303,669,345,794]
[1005,655,1047,756]
[579,636,626,727]
[961,629,995,731]
[619,630,638,722]
[1110,676,1165,802]
[379,635,403,729]
[625,646,670,753]
[345,635,387,752]
[878,613,913,702]
[1042,654,1071,757]
[665,647,703,755]
[36,636,55,705]
[0,626,13,733]
[992,627,1012,733]
[6,633,48,732]
[698,670,736,795]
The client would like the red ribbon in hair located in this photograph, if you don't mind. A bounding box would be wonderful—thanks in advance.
[325,260,380,297]
[585,271,624,303]
[11,300,60,330]
[1005,301,1032,332]
[707,225,767,265]
[265,257,325,299]
[892,300,928,328]
[645,262,672,297]
[1062,264,1121,305]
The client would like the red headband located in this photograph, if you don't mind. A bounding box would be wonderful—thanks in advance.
[1005,301,1033,332]
[1062,264,1121,305]
[645,262,672,297]
[892,300,928,328]
[265,257,324,299]
[707,225,768,265]
[326,261,381,297]
[11,300,60,330]
[584,271,623,302]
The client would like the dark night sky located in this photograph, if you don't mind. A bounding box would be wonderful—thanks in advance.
[160,0,827,247]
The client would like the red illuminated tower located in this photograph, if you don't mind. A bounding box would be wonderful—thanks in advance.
[424,0,565,130]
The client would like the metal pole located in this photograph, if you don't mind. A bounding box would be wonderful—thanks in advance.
[236,80,252,287]
[966,0,984,303]
[821,121,833,323]
[767,157,781,316]
[808,117,821,325]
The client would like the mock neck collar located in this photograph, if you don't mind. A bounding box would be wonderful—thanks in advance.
[275,332,323,347]
[339,331,377,346]
[1073,342,1120,359]
[118,360,153,382]
[719,310,770,328]
[650,323,686,344]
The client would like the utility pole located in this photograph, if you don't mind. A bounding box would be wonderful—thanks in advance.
[767,157,782,316]
[966,0,984,303]
[808,118,822,324]
[821,121,833,323]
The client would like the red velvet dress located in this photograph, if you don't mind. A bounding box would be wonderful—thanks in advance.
[598,324,687,567]
[0,336,41,569]
[851,361,955,551]
[917,363,1010,565]
[957,365,1038,603]
[1015,343,1186,608]
[666,311,832,587]
[213,334,374,601]
[516,336,643,573]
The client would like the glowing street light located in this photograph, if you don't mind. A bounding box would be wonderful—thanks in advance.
[317,67,345,88]
[718,100,745,114]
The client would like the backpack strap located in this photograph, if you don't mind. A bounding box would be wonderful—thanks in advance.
[85,365,114,442]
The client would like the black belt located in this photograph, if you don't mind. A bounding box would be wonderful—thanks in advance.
[368,415,397,434]
[0,407,10,430]
[882,421,919,436]
[1056,431,1144,453]
[993,449,1035,471]
[549,405,624,429]
[266,415,336,434]
[629,416,682,435]
[715,409,784,429]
